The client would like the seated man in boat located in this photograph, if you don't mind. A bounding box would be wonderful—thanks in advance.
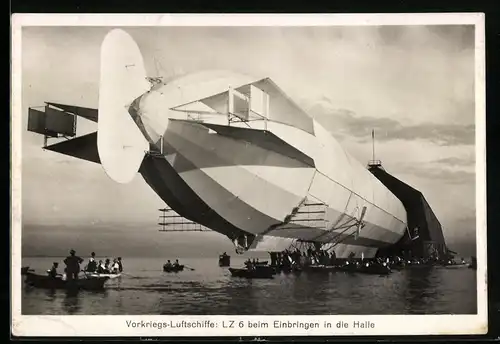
[63,249,84,281]
[96,260,106,273]
[165,260,173,269]
[110,259,120,274]
[47,262,62,279]
[173,259,180,267]
[104,258,111,273]
[85,252,97,273]
[117,257,123,272]
[329,251,337,266]
[244,259,254,270]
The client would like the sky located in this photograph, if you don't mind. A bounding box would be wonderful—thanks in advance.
[19,25,478,257]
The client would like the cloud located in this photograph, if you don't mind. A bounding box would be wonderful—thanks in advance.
[310,99,475,147]
[433,154,475,167]
[393,163,475,185]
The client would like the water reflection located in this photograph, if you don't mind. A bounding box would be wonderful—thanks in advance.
[22,256,478,315]
[60,289,108,315]
[402,267,434,313]
[44,289,57,302]
[62,289,81,315]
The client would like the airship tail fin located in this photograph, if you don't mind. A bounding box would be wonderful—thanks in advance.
[97,29,151,184]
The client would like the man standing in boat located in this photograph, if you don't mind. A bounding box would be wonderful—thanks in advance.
[64,249,84,281]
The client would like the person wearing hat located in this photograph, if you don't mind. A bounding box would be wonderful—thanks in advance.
[110,259,120,274]
[47,262,61,279]
[63,249,84,281]
[117,257,123,272]
[85,252,97,273]
[96,260,105,273]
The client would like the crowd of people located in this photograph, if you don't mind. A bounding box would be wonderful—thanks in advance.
[47,250,123,280]
[266,247,467,271]
[243,258,264,270]
[269,248,338,269]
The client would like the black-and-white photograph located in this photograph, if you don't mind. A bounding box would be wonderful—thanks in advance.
[11,13,486,336]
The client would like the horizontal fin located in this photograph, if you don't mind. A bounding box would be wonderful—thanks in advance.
[46,102,98,123]
[44,132,100,164]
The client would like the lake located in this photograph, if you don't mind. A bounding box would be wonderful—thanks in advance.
[20,256,477,315]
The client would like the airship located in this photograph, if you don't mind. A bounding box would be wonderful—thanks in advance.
[26,29,448,259]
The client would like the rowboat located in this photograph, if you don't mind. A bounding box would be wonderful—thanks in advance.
[337,263,391,275]
[86,272,122,279]
[23,272,109,290]
[468,256,477,270]
[305,265,337,273]
[271,265,301,274]
[442,264,468,269]
[218,254,231,267]
[163,264,184,273]
[254,261,269,266]
[229,266,274,279]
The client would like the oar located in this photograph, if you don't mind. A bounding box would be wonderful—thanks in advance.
[119,272,135,277]
[184,265,195,271]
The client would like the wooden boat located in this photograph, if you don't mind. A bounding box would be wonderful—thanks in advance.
[468,256,477,270]
[305,265,337,273]
[281,266,302,274]
[254,261,269,266]
[23,272,109,290]
[337,263,391,275]
[404,263,435,269]
[442,264,468,269]
[86,272,122,279]
[359,264,391,275]
[229,266,274,279]
[271,264,301,274]
[163,264,184,273]
[218,255,231,267]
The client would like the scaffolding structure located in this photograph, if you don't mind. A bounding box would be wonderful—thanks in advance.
[158,208,211,232]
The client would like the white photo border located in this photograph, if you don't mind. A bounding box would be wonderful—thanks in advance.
[10,13,487,337]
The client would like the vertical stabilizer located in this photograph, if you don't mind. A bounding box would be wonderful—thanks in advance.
[97,29,151,184]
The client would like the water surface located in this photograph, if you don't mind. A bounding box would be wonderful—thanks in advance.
[21,256,477,315]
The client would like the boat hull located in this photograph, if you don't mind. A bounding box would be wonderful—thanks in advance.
[24,272,109,290]
[163,265,184,273]
[86,273,122,279]
[218,255,231,267]
[337,264,391,275]
[229,267,274,279]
